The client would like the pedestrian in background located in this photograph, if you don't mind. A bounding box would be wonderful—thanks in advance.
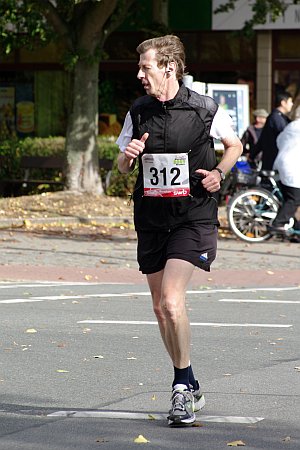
[241,108,268,164]
[117,34,242,426]
[251,91,293,170]
[271,102,300,241]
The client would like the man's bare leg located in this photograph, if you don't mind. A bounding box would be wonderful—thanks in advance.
[147,259,197,425]
[147,258,195,369]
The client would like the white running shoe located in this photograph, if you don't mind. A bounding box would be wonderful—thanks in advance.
[167,387,195,426]
[190,381,206,412]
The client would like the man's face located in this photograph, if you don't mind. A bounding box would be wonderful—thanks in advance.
[137,49,166,97]
[282,97,293,114]
[256,116,267,126]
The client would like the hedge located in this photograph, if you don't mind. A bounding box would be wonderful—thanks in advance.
[0,136,137,197]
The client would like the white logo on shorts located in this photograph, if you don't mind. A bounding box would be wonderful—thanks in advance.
[199,252,208,262]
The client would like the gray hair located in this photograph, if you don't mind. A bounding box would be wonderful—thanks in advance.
[136,35,187,80]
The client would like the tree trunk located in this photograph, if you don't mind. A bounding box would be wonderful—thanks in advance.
[65,60,103,194]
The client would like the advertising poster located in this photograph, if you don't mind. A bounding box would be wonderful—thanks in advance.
[207,83,249,149]
[0,87,16,140]
[15,83,35,137]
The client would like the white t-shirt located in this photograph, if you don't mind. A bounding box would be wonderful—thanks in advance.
[274,119,300,188]
[116,105,235,152]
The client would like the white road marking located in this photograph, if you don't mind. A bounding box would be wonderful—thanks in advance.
[1,285,299,304]
[219,299,300,304]
[47,410,264,424]
[0,293,150,304]
[0,282,299,293]
[77,319,292,328]
[0,282,300,304]
[0,282,133,289]
[186,287,300,294]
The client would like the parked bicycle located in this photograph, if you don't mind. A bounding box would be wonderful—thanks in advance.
[227,170,300,243]
[219,156,258,204]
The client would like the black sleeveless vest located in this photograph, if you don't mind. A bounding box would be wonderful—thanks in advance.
[129,84,219,231]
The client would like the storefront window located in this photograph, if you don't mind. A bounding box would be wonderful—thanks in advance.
[194,32,256,65]
[275,33,300,60]
[273,31,300,113]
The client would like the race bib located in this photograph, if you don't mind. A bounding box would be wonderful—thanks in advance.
[142,153,190,197]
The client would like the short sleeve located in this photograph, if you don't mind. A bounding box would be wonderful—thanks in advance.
[116,111,133,152]
[210,107,236,140]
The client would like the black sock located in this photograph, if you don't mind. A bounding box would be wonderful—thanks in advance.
[172,366,189,389]
[188,365,199,390]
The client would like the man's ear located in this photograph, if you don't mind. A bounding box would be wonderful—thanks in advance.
[166,61,176,76]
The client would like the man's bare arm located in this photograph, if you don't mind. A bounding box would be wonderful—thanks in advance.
[196,134,243,193]
[117,132,149,174]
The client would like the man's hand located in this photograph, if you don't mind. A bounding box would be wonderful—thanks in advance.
[118,133,149,174]
[124,132,149,160]
[195,168,221,193]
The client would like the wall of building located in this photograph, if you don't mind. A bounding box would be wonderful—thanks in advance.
[1,0,300,139]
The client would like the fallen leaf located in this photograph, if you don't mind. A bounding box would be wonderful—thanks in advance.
[192,422,204,427]
[25,328,37,333]
[148,414,156,420]
[84,275,93,281]
[294,367,300,372]
[56,369,69,373]
[127,357,137,360]
[266,270,274,275]
[227,440,246,447]
[134,435,149,444]
[151,395,156,401]
[282,436,291,442]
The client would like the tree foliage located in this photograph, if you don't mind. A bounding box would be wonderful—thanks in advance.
[0,0,137,193]
[0,0,136,69]
[214,0,300,35]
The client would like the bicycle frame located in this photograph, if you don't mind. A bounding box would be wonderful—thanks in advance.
[226,170,300,242]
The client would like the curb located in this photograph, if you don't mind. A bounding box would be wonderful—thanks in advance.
[0,216,134,229]
[0,207,228,229]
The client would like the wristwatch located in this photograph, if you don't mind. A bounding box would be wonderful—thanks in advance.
[213,167,226,181]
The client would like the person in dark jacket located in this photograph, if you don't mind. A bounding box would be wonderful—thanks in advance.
[241,108,268,161]
[251,91,293,170]
[117,35,242,426]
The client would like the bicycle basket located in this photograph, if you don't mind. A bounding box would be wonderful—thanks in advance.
[236,170,257,185]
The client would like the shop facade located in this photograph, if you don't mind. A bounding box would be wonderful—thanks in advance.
[0,0,299,139]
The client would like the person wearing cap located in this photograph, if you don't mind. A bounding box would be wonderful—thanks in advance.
[241,108,268,163]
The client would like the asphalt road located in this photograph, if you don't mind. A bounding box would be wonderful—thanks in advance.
[0,280,299,449]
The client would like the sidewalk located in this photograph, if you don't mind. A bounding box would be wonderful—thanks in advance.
[0,220,299,288]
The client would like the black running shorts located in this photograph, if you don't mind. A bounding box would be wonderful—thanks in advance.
[137,223,218,274]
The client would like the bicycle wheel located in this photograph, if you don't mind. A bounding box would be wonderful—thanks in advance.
[227,188,280,242]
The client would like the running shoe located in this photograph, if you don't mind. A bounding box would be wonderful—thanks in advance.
[190,381,206,412]
[167,388,195,426]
